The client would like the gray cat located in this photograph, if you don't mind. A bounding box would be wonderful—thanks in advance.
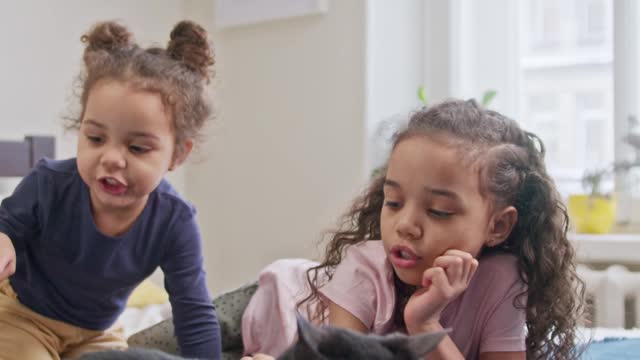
[77,316,446,360]
[77,348,190,360]
[278,315,447,360]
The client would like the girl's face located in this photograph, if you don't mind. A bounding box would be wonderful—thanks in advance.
[77,79,184,221]
[381,135,495,286]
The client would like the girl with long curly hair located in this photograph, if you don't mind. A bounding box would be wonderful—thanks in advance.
[241,99,585,360]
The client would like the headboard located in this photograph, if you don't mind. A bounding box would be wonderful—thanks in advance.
[0,136,55,177]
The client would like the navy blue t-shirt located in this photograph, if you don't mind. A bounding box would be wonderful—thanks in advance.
[0,158,221,359]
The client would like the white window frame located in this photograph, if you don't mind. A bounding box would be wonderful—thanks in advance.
[420,0,640,224]
[613,0,638,224]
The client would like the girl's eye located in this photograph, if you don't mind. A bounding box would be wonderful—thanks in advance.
[87,135,103,144]
[428,209,454,219]
[129,145,150,154]
[384,201,402,209]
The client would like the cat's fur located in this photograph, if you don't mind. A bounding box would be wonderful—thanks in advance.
[77,316,446,360]
[277,315,447,360]
[76,348,189,359]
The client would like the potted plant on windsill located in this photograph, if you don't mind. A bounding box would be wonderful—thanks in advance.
[568,127,640,234]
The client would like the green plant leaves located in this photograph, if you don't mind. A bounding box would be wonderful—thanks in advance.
[416,86,498,108]
[481,89,497,107]
[417,86,428,106]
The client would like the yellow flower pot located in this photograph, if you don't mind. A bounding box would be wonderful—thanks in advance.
[567,194,616,234]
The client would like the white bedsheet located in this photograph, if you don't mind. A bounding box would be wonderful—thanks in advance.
[118,303,172,338]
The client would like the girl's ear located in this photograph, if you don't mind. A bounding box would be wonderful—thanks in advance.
[169,139,194,171]
[486,206,518,247]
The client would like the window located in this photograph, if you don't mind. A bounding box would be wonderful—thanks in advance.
[369,0,639,222]
[424,0,637,198]
[577,0,609,46]
[520,0,614,194]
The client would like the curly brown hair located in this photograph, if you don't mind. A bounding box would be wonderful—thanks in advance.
[300,99,586,359]
[66,20,215,157]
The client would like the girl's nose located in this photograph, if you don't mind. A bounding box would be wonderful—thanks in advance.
[396,208,422,240]
[100,146,126,171]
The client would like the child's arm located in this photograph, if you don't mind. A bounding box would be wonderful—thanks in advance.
[0,232,16,281]
[0,166,41,276]
[327,300,367,332]
[161,214,221,360]
[415,324,526,360]
[477,256,527,359]
[404,250,478,360]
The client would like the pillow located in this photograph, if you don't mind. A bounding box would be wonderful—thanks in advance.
[127,280,169,308]
[127,281,258,358]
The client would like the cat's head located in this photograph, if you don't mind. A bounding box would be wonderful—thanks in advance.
[278,315,447,360]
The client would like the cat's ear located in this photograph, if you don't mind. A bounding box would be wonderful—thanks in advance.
[406,329,449,357]
[295,313,325,349]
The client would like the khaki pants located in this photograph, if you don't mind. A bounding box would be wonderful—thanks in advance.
[0,280,127,359]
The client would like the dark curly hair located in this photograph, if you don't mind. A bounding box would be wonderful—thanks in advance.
[66,20,215,157]
[300,99,586,359]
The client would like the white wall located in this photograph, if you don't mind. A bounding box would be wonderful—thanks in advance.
[0,1,371,295]
[184,0,368,294]
[0,1,481,296]
[0,1,189,193]
[366,0,425,172]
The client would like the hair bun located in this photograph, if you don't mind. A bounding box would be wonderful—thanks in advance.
[81,21,134,53]
[167,20,214,80]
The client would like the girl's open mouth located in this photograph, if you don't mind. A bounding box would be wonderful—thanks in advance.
[389,245,422,268]
[98,177,127,196]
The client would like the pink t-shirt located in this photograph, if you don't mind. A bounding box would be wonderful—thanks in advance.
[242,241,527,358]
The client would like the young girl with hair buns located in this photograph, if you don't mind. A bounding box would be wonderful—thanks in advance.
[0,20,221,360]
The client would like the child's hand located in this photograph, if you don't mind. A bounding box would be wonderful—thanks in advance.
[0,233,16,282]
[404,249,478,335]
[241,354,275,360]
